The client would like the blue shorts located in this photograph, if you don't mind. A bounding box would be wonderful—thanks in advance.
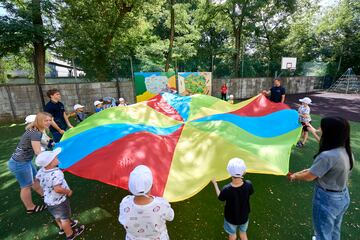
[47,199,72,220]
[8,158,37,188]
[224,219,249,235]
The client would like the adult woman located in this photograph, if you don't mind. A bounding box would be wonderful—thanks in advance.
[119,165,174,240]
[8,112,52,214]
[289,117,353,240]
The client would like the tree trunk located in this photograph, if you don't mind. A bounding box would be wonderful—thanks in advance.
[234,27,241,77]
[32,0,45,84]
[165,0,175,72]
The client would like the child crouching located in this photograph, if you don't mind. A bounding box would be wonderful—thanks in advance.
[35,148,85,240]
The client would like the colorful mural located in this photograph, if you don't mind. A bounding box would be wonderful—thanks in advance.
[134,72,176,102]
[178,72,212,95]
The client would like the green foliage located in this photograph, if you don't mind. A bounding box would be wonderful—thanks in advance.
[1,0,359,80]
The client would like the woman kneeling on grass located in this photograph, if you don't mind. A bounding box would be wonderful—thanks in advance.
[289,116,354,240]
[7,112,52,214]
[119,165,174,240]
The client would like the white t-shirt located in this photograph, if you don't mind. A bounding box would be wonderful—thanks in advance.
[36,167,69,206]
[298,105,311,122]
[119,195,174,240]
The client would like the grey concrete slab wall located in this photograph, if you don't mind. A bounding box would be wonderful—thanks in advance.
[0,77,314,122]
[0,80,134,122]
[212,76,316,99]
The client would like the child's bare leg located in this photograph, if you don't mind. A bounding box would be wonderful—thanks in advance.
[240,232,248,240]
[308,128,321,142]
[61,219,73,237]
[302,131,309,145]
[306,123,317,132]
[228,234,237,240]
[54,219,62,229]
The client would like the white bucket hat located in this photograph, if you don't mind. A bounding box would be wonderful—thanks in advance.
[35,148,62,167]
[119,97,125,102]
[24,115,36,124]
[128,165,153,196]
[227,158,247,177]
[94,100,103,106]
[73,104,85,111]
[299,97,312,104]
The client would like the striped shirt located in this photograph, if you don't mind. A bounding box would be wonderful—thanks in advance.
[11,129,42,161]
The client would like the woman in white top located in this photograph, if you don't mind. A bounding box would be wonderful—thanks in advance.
[119,165,174,240]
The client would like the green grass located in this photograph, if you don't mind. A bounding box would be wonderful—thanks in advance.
[0,115,359,239]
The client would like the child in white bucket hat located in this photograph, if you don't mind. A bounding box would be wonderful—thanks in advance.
[35,148,85,239]
[212,158,254,240]
[118,97,128,107]
[296,97,320,147]
[119,165,174,240]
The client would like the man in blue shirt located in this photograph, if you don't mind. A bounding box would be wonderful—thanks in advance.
[263,79,286,103]
[44,89,73,142]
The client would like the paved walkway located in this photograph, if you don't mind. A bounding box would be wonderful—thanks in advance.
[286,91,360,122]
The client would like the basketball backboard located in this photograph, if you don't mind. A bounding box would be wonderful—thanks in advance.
[281,57,297,70]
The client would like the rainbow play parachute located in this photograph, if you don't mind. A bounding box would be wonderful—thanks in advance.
[57,93,301,202]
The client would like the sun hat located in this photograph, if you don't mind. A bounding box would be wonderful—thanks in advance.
[128,165,153,196]
[229,94,234,98]
[35,148,62,167]
[119,97,125,102]
[227,158,247,177]
[299,97,312,104]
[94,100,103,106]
[73,104,85,111]
[24,115,36,124]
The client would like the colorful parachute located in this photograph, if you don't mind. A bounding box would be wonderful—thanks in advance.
[57,93,301,202]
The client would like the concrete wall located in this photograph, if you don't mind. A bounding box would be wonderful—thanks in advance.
[0,81,134,122]
[0,76,316,122]
[212,76,316,99]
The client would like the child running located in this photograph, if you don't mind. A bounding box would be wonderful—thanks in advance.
[35,148,85,240]
[296,97,320,147]
[212,158,254,240]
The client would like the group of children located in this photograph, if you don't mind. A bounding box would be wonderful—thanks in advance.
[67,97,128,122]
[94,97,128,113]
[116,158,252,240]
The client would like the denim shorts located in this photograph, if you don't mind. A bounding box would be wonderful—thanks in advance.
[224,219,249,235]
[8,158,37,188]
[47,199,72,220]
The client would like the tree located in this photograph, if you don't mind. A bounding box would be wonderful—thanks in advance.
[56,0,152,81]
[165,0,175,71]
[0,0,58,84]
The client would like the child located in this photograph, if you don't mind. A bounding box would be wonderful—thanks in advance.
[118,97,127,107]
[221,82,228,100]
[73,104,87,123]
[94,100,103,113]
[212,158,254,240]
[35,148,85,240]
[119,165,174,239]
[296,97,320,147]
[228,94,234,104]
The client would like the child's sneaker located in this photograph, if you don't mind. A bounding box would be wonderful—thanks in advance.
[296,141,304,148]
[59,219,78,235]
[66,225,85,240]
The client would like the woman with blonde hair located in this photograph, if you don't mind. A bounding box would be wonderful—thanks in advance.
[8,112,52,214]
